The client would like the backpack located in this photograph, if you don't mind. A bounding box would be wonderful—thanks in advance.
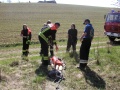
[90,27,94,39]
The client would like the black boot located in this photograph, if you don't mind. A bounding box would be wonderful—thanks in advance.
[79,63,87,71]
[25,51,29,56]
[42,60,49,66]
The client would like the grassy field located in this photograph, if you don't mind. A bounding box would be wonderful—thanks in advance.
[0,3,120,90]
[0,3,119,45]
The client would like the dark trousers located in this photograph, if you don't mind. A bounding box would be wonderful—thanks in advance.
[39,35,54,56]
[22,38,29,56]
[49,44,54,56]
[80,38,91,68]
[66,38,77,52]
[39,36,49,66]
[38,36,43,55]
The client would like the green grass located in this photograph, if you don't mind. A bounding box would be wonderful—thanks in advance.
[0,3,120,90]
[60,46,120,89]
[0,3,119,45]
[90,46,120,65]
[0,39,120,90]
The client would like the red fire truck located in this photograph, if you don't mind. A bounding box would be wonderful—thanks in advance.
[104,10,120,42]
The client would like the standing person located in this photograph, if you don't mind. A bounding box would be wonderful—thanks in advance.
[79,19,94,70]
[46,20,55,56]
[20,24,32,58]
[39,20,54,56]
[66,23,78,53]
[38,22,60,67]
[39,23,48,56]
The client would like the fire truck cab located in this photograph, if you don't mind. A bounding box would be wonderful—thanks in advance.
[104,10,120,42]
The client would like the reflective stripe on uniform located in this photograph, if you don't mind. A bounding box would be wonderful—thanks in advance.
[43,56,49,60]
[39,27,50,43]
[40,33,48,43]
[22,50,27,52]
[50,49,53,51]
[40,27,50,34]
[80,59,88,63]
[53,40,57,43]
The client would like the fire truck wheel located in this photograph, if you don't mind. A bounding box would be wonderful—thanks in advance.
[108,36,115,42]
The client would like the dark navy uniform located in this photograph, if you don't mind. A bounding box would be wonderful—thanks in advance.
[39,23,54,56]
[79,19,94,70]
[38,23,60,66]
[66,24,77,52]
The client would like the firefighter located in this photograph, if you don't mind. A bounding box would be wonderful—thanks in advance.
[66,23,78,52]
[39,23,48,56]
[46,20,55,56]
[20,24,32,57]
[39,20,54,56]
[79,19,94,70]
[38,22,60,66]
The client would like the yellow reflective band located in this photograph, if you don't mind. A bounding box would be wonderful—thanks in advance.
[22,50,27,52]
[40,33,48,43]
[41,27,50,33]
[43,56,49,60]
[39,32,41,35]
[53,40,56,43]
[39,27,51,43]
[80,59,88,63]
[50,49,53,51]
[39,27,50,36]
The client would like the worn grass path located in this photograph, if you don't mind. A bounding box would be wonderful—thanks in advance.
[1,41,119,90]
[0,41,107,61]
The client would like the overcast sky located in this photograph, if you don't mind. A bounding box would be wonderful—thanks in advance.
[2,0,120,8]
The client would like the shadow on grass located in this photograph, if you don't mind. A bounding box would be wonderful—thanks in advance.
[35,65,48,76]
[81,66,106,89]
[110,41,120,46]
[34,65,48,89]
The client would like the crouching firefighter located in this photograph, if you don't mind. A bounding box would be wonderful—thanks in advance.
[20,24,32,57]
[38,22,60,66]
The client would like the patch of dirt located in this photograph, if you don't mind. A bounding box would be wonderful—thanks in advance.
[0,72,9,82]
[9,61,19,67]
[76,73,83,79]
[0,41,119,90]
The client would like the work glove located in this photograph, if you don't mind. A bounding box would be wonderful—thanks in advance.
[26,40,31,44]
